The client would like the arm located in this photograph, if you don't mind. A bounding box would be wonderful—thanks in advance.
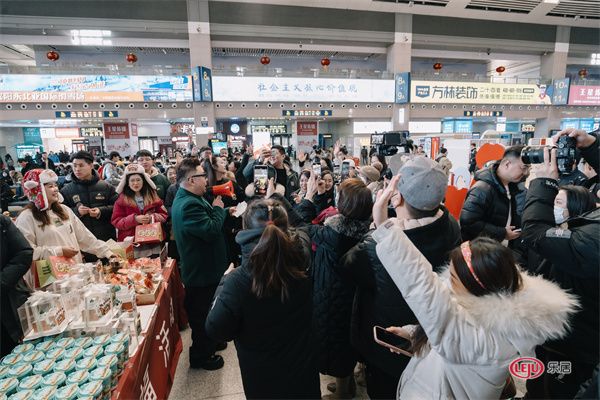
[111,199,138,231]
[68,207,112,258]
[150,203,168,224]
[338,239,376,289]
[459,183,506,241]
[205,270,244,342]
[242,158,258,183]
[1,217,33,288]
[14,211,64,259]
[580,131,599,174]
[97,184,117,221]
[181,202,227,241]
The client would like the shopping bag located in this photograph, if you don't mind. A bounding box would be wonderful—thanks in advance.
[134,216,163,245]
[48,256,76,280]
[36,260,56,288]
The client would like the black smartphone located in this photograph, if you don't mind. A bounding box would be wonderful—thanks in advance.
[340,162,350,181]
[254,165,269,195]
[312,163,322,177]
[373,326,412,356]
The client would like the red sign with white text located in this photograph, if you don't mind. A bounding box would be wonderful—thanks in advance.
[297,121,318,136]
[569,85,600,105]
[103,123,130,139]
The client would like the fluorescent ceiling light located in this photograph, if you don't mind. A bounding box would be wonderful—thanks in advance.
[591,53,600,65]
[11,45,32,53]
[543,0,560,4]
[71,30,111,37]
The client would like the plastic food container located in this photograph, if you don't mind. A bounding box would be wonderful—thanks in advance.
[77,381,103,400]
[110,332,129,348]
[7,364,31,380]
[65,369,89,386]
[0,378,18,397]
[34,341,54,352]
[92,334,110,348]
[82,345,103,360]
[0,366,9,380]
[104,343,126,372]
[11,344,33,355]
[55,338,75,349]
[16,374,41,391]
[53,358,76,376]
[62,346,84,362]
[0,355,21,367]
[73,337,93,349]
[97,355,118,388]
[44,347,64,361]
[41,371,66,388]
[21,351,44,364]
[7,390,33,400]
[32,359,54,376]
[88,367,111,397]
[53,383,79,400]
[32,386,56,400]
[75,357,97,372]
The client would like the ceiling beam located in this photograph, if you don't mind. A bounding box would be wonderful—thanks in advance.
[210,40,388,54]
[0,35,189,48]
[412,49,541,62]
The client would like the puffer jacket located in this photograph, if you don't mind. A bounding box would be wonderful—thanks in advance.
[304,214,370,377]
[110,194,167,242]
[460,163,522,242]
[60,170,118,241]
[373,219,579,400]
[340,206,461,378]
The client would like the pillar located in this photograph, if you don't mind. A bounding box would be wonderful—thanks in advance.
[387,14,412,131]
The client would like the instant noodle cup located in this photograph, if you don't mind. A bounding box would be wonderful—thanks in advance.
[32,386,56,400]
[21,351,43,365]
[0,355,21,367]
[41,371,66,388]
[88,367,111,397]
[77,381,102,400]
[32,359,54,376]
[0,366,9,380]
[7,364,31,380]
[53,383,79,400]
[91,335,110,348]
[7,390,34,400]
[104,343,126,372]
[34,341,54,352]
[62,347,84,362]
[0,378,18,397]
[11,344,33,355]
[83,345,103,359]
[66,369,88,386]
[73,337,93,350]
[75,357,97,372]
[17,374,42,391]
[97,355,117,388]
[44,347,64,361]
[110,332,129,348]
[53,358,76,376]
[55,338,75,349]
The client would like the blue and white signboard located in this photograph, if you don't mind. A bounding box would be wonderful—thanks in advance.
[551,78,570,105]
[394,73,410,104]
[192,67,213,102]
[212,77,395,102]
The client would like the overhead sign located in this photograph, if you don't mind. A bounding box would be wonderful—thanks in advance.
[23,127,42,145]
[394,72,410,104]
[411,80,553,105]
[103,123,130,139]
[212,77,395,102]
[464,111,503,117]
[80,127,103,137]
[192,67,213,102]
[55,110,118,119]
[251,125,288,135]
[568,85,600,106]
[0,74,192,103]
[55,128,80,139]
[551,78,570,105]
[297,121,318,136]
[282,110,332,117]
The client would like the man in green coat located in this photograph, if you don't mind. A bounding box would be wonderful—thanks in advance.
[136,150,170,200]
[171,157,232,371]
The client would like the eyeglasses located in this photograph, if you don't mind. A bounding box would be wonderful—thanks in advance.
[188,173,207,180]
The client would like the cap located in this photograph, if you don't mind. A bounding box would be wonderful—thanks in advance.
[359,166,380,183]
[398,156,447,211]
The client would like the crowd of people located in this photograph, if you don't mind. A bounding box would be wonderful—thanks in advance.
[1,129,598,399]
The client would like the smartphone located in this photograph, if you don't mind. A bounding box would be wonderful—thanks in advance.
[254,165,269,195]
[312,163,321,177]
[373,326,413,357]
[340,162,350,181]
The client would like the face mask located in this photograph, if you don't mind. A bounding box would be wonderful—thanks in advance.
[554,206,568,225]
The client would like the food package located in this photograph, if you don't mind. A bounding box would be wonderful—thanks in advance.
[82,285,115,327]
[48,256,77,280]
[17,292,68,340]
[106,240,134,262]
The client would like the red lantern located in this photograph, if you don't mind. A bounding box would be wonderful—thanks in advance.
[126,53,138,63]
[579,68,588,79]
[496,66,506,74]
[46,51,59,62]
[433,62,443,71]
[321,57,331,67]
[260,56,270,65]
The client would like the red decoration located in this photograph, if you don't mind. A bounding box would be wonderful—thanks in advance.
[260,56,270,65]
[46,51,59,62]
[433,62,443,71]
[126,53,138,63]
[579,68,588,79]
[321,57,331,67]
[496,66,506,74]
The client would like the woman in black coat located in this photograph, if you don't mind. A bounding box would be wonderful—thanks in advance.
[0,215,33,356]
[304,178,373,398]
[205,199,320,399]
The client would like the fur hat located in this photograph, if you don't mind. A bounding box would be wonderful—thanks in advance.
[22,169,62,211]
[116,163,157,194]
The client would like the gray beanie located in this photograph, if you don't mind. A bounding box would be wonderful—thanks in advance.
[397,156,448,211]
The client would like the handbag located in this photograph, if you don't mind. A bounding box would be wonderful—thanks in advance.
[134,215,163,245]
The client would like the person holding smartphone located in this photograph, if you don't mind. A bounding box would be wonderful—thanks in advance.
[243,145,299,201]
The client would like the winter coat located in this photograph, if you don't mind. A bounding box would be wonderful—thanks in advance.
[60,170,118,241]
[340,207,461,378]
[171,187,227,287]
[521,176,599,365]
[102,160,123,187]
[312,189,335,215]
[373,219,579,400]
[206,227,320,399]
[435,155,453,177]
[148,167,170,201]
[304,214,370,377]
[0,216,33,343]
[15,204,112,263]
[110,194,167,242]
[164,183,179,215]
[460,163,522,242]
[243,159,300,201]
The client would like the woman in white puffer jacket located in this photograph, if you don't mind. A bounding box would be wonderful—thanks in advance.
[371,178,579,400]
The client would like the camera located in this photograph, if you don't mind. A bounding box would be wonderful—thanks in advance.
[521,136,577,175]
[371,131,410,157]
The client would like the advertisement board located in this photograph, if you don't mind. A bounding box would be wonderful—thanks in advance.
[411,80,553,104]
[192,67,213,102]
[296,121,318,154]
[23,127,42,145]
[568,85,600,106]
[103,123,130,139]
[0,74,192,103]
[212,77,395,102]
[551,78,570,105]
[394,72,410,104]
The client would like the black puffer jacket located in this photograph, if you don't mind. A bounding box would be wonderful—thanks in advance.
[60,170,118,241]
[304,214,370,377]
[340,207,461,377]
[0,215,33,345]
[206,228,320,399]
[521,133,600,365]
[460,163,522,242]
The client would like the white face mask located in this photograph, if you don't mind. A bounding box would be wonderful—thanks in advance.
[554,206,568,225]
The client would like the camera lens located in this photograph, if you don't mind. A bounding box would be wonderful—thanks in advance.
[521,146,545,165]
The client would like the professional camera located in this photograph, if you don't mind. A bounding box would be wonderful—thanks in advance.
[521,136,577,175]
[371,131,409,157]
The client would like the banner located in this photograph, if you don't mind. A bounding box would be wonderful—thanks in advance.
[0,74,192,103]
[568,85,600,106]
[551,78,570,105]
[23,127,42,145]
[296,121,318,155]
[104,123,130,139]
[395,73,410,104]
[297,121,318,136]
[213,77,395,102]
[411,80,552,104]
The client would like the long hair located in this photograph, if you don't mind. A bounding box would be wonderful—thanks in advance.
[560,185,597,219]
[24,201,69,229]
[411,237,523,356]
[243,200,308,302]
[122,173,159,207]
[202,156,219,187]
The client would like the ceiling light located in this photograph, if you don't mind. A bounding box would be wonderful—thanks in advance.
[543,0,560,4]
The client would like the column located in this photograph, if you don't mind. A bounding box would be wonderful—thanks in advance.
[535,26,570,137]
[387,14,412,131]
[187,0,215,147]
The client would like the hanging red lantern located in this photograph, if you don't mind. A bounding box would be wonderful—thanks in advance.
[126,53,138,63]
[260,56,270,65]
[46,51,59,62]
[321,57,331,67]
[496,66,506,74]
[579,68,588,79]
[433,62,443,71]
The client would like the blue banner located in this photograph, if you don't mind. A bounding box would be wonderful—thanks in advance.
[394,73,410,104]
[192,67,213,102]
[442,120,454,133]
[551,78,570,105]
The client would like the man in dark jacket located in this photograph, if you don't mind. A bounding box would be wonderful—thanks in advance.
[61,151,118,242]
[39,152,56,172]
[460,145,526,246]
[136,150,170,200]
[171,158,232,371]
[340,157,461,399]
[18,156,36,176]
[0,215,33,356]
[243,145,299,201]
[522,129,600,399]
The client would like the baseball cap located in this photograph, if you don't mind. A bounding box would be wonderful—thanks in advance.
[397,156,447,211]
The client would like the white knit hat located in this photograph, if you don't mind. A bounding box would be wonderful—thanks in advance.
[116,163,157,194]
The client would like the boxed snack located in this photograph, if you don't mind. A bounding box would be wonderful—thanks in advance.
[48,256,77,280]
[82,286,114,327]
[106,240,134,262]
[17,292,68,340]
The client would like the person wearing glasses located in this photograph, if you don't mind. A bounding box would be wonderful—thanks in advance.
[171,158,236,371]
[460,145,527,248]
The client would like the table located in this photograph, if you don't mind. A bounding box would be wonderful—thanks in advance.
[113,259,188,400]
